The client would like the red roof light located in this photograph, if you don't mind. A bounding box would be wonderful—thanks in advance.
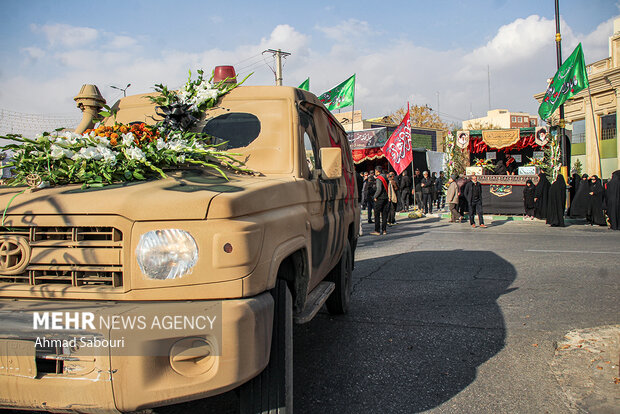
[213,66,237,84]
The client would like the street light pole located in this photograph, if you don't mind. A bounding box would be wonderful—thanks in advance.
[110,83,131,97]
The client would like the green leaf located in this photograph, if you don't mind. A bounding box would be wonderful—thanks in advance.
[132,170,145,180]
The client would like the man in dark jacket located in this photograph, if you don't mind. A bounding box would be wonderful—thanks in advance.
[420,170,433,214]
[464,174,486,228]
[371,166,390,235]
[413,168,423,210]
[399,170,412,211]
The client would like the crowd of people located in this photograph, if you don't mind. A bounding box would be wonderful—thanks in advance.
[359,166,620,233]
[360,166,448,236]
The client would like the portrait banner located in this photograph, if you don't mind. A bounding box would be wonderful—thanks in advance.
[535,126,549,146]
[456,130,470,149]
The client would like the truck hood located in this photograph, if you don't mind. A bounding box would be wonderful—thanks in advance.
[0,170,279,221]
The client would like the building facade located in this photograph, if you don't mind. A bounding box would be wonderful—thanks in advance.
[534,19,620,179]
[462,109,538,130]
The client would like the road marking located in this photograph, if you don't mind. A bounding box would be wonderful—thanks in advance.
[524,249,620,255]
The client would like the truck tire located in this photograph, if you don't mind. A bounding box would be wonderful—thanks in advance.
[325,238,353,315]
[239,279,293,414]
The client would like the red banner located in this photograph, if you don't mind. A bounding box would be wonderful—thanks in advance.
[381,108,412,175]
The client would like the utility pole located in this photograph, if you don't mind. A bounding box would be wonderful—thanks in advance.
[264,49,291,86]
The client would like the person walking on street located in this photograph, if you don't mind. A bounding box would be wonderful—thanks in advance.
[606,170,620,230]
[435,171,446,210]
[457,174,469,217]
[546,174,567,227]
[523,179,536,219]
[414,168,423,210]
[430,172,438,209]
[387,172,399,225]
[421,170,433,214]
[586,175,606,226]
[399,170,412,211]
[464,174,486,228]
[370,166,390,235]
[446,175,461,222]
[534,172,551,219]
[362,172,376,224]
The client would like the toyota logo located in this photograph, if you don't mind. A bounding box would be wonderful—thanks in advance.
[0,236,31,275]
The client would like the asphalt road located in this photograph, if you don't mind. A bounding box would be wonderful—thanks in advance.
[160,214,619,413]
[6,215,619,413]
[291,216,620,413]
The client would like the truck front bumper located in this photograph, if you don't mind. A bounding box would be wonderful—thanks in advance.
[0,293,273,413]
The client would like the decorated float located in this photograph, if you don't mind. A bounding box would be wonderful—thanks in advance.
[455,127,562,214]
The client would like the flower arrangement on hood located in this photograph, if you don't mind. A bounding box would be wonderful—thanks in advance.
[0,69,252,189]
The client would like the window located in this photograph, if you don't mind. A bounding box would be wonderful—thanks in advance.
[304,132,317,174]
[601,113,616,140]
[530,119,537,126]
[511,116,516,122]
[299,109,320,179]
[517,117,522,122]
[201,112,261,149]
[571,119,585,143]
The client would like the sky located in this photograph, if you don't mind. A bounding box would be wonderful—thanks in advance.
[0,0,618,129]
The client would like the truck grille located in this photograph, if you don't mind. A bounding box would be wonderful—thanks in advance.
[0,226,123,287]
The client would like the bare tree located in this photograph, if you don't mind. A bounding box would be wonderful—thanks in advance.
[388,105,449,130]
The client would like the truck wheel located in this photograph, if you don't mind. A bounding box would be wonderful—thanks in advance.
[239,279,293,414]
[326,239,353,315]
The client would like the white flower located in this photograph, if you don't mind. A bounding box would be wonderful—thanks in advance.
[166,139,188,152]
[72,146,100,161]
[59,131,81,145]
[91,135,110,147]
[96,145,117,165]
[126,147,145,161]
[156,140,166,151]
[121,133,135,147]
[178,154,185,163]
[50,144,74,159]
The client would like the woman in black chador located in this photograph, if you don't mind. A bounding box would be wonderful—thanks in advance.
[568,173,580,211]
[534,172,551,219]
[546,174,566,227]
[605,170,620,230]
[586,175,606,226]
[569,174,589,218]
[523,179,536,219]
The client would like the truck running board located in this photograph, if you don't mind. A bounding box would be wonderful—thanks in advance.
[293,281,335,324]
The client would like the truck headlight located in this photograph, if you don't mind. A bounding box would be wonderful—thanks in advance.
[136,229,198,280]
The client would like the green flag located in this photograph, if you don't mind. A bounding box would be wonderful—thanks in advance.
[538,43,589,120]
[298,78,310,91]
[318,74,355,110]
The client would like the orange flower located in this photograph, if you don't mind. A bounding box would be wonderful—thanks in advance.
[110,137,118,146]
[120,126,128,133]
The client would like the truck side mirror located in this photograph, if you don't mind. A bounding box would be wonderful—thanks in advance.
[319,147,342,180]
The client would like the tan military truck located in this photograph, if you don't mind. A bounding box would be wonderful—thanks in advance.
[0,73,360,413]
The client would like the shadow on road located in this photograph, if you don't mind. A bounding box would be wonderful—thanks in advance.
[145,250,516,414]
[293,249,516,413]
